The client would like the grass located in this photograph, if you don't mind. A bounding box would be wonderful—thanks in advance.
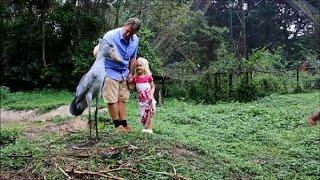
[0,90,319,179]
[1,89,73,112]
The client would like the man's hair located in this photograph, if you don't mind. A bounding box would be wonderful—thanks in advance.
[124,18,141,32]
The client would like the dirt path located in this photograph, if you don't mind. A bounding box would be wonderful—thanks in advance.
[0,106,108,139]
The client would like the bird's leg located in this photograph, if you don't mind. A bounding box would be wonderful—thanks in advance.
[88,105,92,139]
[94,97,99,140]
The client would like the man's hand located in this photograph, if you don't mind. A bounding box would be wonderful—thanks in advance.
[128,74,133,83]
[127,74,135,91]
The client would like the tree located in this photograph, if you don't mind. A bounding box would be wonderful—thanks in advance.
[191,0,319,63]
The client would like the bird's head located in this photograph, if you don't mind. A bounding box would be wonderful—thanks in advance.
[99,39,122,62]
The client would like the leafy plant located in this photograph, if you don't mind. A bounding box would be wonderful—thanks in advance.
[0,127,20,146]
[0,86,10,100]
[235,76,258,102]
[138,27,163,76]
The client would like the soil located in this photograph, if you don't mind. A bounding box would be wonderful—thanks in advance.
[171,147,198,158]
[0,170,37,180]
[0,106,108,139]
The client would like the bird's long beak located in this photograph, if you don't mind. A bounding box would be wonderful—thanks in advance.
[109,48,122,62]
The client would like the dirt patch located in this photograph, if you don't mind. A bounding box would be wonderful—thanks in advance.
[0,109,38,123]
[24,117,89,139]
[1,106,107,123]
[29,105,72,121]
[170,147,198,158]
[0,170,36,180]
[1,105,108,138]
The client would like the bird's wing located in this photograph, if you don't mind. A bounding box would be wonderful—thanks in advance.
[75,72,97,104]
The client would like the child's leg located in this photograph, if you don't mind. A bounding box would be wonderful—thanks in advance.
[146,114,153,130]
[146,100,156,130]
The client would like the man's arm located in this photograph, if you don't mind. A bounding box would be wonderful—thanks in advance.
[129,57,137,76]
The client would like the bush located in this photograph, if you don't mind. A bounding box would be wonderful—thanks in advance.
[166,80,189,99]
[300,73,319,90]
[235,76,258,102]
[254,74,283,97]
[0,86,10,100]
[314,75,320,89]
[293,85,304,93]
[188,79,205,102]
[0,128,19,146]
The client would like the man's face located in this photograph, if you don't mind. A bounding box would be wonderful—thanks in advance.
[123,25,137,40]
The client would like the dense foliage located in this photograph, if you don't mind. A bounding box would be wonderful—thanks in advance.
[1,0,319,102]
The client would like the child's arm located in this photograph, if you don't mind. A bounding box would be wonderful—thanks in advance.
[149,81,155,101]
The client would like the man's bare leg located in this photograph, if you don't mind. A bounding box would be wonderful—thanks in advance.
[118,101,132,132]
[118,101,126,120]
[108,103,119,120]
[108,102,126,132]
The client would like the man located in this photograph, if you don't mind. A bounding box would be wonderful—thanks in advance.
[94,18,141,132]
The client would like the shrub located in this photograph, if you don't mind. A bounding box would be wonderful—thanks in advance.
[313,75,320,89]
[0,128,20,146]
[235,76,258,102]
[254,74,283,97]
[0,86,10,100]
[300,73,319,90]
[166,80,189,99]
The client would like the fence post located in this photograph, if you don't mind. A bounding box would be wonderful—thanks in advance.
[154,86,162,106]
[214,72,218,100]
[228,72,233,99]
[217,70,221,100]
[296,65,299,88]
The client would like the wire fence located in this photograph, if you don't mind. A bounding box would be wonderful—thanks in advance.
[153,66,319,103]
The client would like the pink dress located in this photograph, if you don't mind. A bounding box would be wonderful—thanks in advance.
[132,75,156,128]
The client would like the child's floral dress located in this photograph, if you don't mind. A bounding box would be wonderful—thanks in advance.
[132,75,156,128]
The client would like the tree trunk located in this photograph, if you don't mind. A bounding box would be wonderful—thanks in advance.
[114,0,122,28]
[41,16,46,67]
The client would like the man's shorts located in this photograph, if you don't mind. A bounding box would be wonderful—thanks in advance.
[103,77,130,103]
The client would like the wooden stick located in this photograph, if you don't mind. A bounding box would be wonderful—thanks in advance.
[65,169,124,180]
[145,169,190,180]
[169,162,177,175]
[100,167,138,173]
[6,154,33,158]
[105,172,125,180]
[71,146,91,150]
[128,144,138,150]
[66,129,81,133]
[56,163,72,180]
[66,153,90,158]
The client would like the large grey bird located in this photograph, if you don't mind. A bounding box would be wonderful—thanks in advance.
[70,38,121,139]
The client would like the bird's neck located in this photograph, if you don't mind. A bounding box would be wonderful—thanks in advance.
[95,53,105,62]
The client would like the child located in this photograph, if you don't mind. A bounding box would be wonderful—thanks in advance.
[129,57,156,133]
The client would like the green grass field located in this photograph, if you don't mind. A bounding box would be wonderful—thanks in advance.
[1,90,319,179]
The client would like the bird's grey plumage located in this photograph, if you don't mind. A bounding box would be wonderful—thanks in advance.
[70,38,121,138]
